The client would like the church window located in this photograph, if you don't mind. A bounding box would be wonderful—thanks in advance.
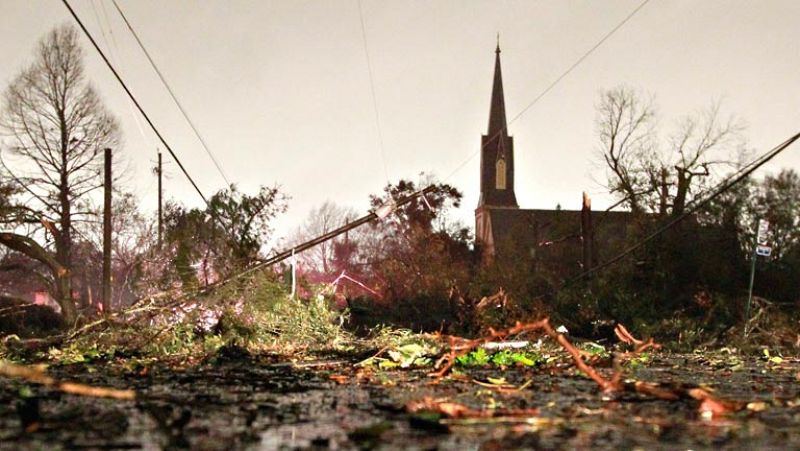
[496,158,507,190]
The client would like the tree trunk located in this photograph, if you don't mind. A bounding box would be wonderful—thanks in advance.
[57,112,75,323]
[581,192,594,277]
[673,170,690,218]
[0,232,76,325]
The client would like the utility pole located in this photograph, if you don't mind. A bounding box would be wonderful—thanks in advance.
[103,148,113,311]
[157,151,163,248]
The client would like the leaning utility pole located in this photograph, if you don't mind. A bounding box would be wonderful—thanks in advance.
[103,148,113,311]
[195,185,436,296]
[157,151,163,248]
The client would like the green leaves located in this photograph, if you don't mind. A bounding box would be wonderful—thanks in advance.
[456,347,490,366]
[456,348,541,368]
[387,343,433,368]
[359,339,439,369]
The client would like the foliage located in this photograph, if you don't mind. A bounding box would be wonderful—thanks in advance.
[36,273,351,366]
[354,176,473,328]
[455,348,542,368]
[163,185,287,286]
[455,347,491,366]
[358,328,439,369]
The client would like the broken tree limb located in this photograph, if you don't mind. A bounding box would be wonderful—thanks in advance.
[406,396,540,419]
[0,361,136,400]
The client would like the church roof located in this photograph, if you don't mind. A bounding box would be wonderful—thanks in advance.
[486,207,635,252]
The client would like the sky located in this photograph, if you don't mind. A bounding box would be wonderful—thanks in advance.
[1,0,798,248]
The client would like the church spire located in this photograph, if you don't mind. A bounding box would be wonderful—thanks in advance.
[477,37,518,211]
[488,36,507,136]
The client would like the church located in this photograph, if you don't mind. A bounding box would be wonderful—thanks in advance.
[474,43,633,277]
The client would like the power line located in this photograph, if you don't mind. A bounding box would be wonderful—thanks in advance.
[111,0,233,187]
[88,0,154,149]
[61,0,210,207]
[445,0,652,182]
[357,0,390,184]
[509,0,651,125]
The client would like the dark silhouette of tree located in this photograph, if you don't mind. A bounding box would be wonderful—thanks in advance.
[596,86,745,217]
[751,169,800,259]
[0,25,120,324]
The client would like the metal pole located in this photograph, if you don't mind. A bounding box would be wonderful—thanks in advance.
[744,245,757,337]
[103,148,113,311]
[157,151,163,248]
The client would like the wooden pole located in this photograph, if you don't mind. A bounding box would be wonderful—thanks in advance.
[103,148,112,311]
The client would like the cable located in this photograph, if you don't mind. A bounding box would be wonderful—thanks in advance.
[89,0,154,149]
[111,0,232,187]
[61,0,210,207]
[444,0,652,182]
[357,0,390,184]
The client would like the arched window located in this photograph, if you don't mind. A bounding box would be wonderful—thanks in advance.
[496,158,507,190]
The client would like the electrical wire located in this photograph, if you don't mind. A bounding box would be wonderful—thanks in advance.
[444,0,652,182]
[357,0,390,184]
[88,0,154,149]
[111,0,232,187]
[61,0,210,207]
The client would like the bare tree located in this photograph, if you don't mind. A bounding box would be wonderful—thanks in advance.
[666,103,744,217]
[0,25,120,324]
[596,86,657,214]
[596,86,744,217]
[291,201,357,274]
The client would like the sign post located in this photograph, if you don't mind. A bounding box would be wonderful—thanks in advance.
[745,219,771,336]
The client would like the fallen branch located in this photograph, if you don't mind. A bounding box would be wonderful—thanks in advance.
[430,318,743,417]
[406,396,539,419]
[0,361,136,400]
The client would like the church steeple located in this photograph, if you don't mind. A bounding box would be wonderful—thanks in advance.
[477,38,518,210]
[487,38,508,137]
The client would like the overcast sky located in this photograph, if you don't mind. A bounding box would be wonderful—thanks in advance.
[1,0,798,246]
